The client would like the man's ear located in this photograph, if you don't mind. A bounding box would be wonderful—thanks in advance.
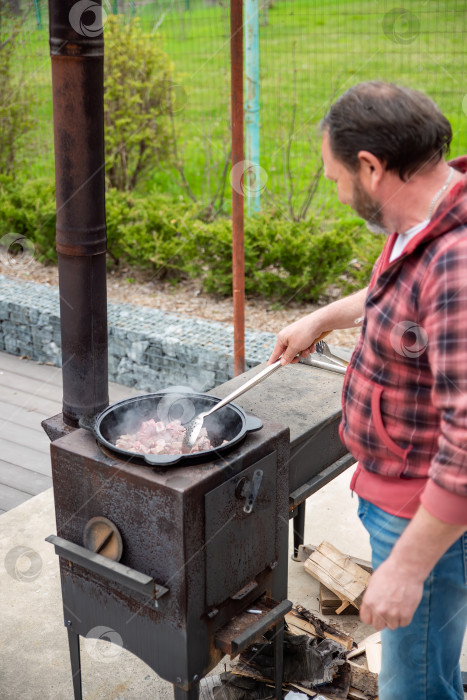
[357,150,385,192]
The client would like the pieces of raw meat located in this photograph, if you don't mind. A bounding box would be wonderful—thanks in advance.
[116,418,226,455]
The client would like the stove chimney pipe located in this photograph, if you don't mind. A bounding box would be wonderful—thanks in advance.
[49,0,109,425]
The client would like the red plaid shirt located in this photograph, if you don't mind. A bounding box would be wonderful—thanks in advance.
[343,157,467,524]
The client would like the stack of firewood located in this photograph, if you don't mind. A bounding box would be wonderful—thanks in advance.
[202,605,379,700]
[299,542,373,616]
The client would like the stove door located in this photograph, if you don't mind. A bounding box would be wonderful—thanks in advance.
[205,452,277,607]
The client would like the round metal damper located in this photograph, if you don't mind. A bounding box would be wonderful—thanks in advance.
[83,516,123,562]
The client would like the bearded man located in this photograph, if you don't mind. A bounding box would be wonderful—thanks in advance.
[269,82,467,700]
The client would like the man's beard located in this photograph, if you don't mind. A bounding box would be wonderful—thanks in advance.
[351,177,388,235]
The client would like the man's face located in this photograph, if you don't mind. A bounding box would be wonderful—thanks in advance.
[321,130,387,234]
[350,176,387,234]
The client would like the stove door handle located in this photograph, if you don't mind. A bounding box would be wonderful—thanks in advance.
[46,534,169,600]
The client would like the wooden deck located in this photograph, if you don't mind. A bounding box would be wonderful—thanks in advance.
[0,351,137,514]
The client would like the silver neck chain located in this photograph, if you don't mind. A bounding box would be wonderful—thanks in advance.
[427,167,454,219]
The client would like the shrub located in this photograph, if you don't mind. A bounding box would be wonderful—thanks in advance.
[0,176,56,263]
[104,16,174,191]
[0,177,382,302]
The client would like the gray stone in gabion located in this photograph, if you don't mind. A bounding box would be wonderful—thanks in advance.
[128,340,149,364]
[180,345,200,365]
[110,326,127,341]
[0,299,9,321]
[124,330,143,343]
[10,309,31,325]
[133,365,158,392]
[116,357,137,387]
[108,336,129,358]
[44,341,60,360]
[4,335,21,354]
[29,308,40,325]
[145,342,163,359]
[32,326,53,344]
[203,359,219,372]
[38,312,53,326]
[161,334,181,358]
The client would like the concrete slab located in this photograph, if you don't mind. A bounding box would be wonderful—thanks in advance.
[1,467,465,699]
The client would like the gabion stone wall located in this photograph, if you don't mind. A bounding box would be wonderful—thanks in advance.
[0,276,276,392]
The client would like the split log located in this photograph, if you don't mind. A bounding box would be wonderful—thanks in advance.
[348,661,379,698]
[286,606,354,651]
[304,542,371,611]
[298,544,373,574]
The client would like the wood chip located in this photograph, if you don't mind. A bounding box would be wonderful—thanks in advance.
[365,641,382,675]
[346,632,381,661]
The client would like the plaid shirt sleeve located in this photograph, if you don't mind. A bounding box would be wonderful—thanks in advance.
[418,231,467,521]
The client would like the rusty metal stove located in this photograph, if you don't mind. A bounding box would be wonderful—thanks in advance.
[45,415,291,699]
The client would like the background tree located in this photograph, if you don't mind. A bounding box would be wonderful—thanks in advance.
[0,3,33,176]
[104,16,174,191]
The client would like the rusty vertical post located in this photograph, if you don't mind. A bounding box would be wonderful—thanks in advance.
[231,0,245,376]
[49,0,109,425]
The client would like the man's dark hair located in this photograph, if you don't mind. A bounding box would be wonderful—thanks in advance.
[321,82,452,181]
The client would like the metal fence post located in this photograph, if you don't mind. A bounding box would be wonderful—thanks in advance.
[231,0,245,376]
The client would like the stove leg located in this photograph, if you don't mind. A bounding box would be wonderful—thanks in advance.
[173,683,199,699]
[292,501,306,561]
[274,620,284,700]
[67,628,83,700]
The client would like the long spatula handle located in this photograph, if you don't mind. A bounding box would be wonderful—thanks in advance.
[206,360,282,416]
[205,330,332,417]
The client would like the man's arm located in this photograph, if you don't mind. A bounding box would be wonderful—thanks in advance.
[268,287,368,365]
[360,505,466,630]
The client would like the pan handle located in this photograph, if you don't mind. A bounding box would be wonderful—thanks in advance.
[245,414,263,432]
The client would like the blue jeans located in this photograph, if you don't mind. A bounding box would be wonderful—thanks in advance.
[357,497,467,700]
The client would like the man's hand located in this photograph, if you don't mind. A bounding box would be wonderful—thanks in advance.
[359,557,424,630]
[359,504,466,631]
[268,315,327,365]
[267,287,368,365]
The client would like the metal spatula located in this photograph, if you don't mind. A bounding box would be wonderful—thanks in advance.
[182,360,282,450]
[182,330,332,451]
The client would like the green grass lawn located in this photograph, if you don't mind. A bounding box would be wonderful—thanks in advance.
[11,0,467,221]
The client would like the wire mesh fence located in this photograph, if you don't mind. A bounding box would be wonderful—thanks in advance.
[4,0,467,219]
